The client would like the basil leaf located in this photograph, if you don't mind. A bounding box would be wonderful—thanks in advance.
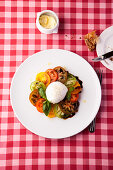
[66,92,71,101]
[43,101,51,116]
[66,87,75,101]
[38,87,46,99]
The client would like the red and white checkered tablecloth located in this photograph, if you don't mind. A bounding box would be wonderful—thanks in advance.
[0,0,113,169]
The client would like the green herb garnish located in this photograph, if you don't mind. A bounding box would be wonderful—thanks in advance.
[38,87,47,99]
[43,100,51,116]
[66,87,75,101]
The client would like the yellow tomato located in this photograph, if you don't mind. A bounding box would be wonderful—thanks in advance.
[36,72,50,86]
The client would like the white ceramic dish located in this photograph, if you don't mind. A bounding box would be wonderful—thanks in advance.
[10,49,101,139]
[96,25,113,71]
[36,10,59,34]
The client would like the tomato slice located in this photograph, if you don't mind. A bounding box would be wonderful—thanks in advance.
[36,72,50,86]
[46,69,58,82]
[30,80,46,91]
[54,66,67,83]
[48,104,56,118]
[71,81,82,94]
[74,81,81,88]
[29,89,41,106]
[36,98,45,113]
[59,99,79,114]
[70,94,79,103]
[71,87,82,95]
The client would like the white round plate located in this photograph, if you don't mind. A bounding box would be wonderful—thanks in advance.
[96,26,113,71]
[10,49,101,139]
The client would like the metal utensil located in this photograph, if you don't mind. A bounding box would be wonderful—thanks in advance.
[88,69,103,133]
[92,51,113,61]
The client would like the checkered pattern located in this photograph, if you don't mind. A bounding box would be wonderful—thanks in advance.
[0,0,113,169]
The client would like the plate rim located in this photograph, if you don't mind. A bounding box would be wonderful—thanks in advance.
[10,49,101,139]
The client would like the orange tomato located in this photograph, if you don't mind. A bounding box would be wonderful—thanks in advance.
[36,98,45,113]
[48,104,56,118]
[29,89,41,106]
[74,81,81,88]
[36,72,50,86]
[71,87,82,95]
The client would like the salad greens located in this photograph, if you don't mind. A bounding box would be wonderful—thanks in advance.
[29,67,82,119]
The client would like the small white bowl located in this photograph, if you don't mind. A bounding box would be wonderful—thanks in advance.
[36,10,59,34]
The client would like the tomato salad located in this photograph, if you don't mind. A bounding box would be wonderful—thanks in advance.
[29,66,83,119]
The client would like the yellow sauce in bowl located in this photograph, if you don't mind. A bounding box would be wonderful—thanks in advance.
[39,14,57,29]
